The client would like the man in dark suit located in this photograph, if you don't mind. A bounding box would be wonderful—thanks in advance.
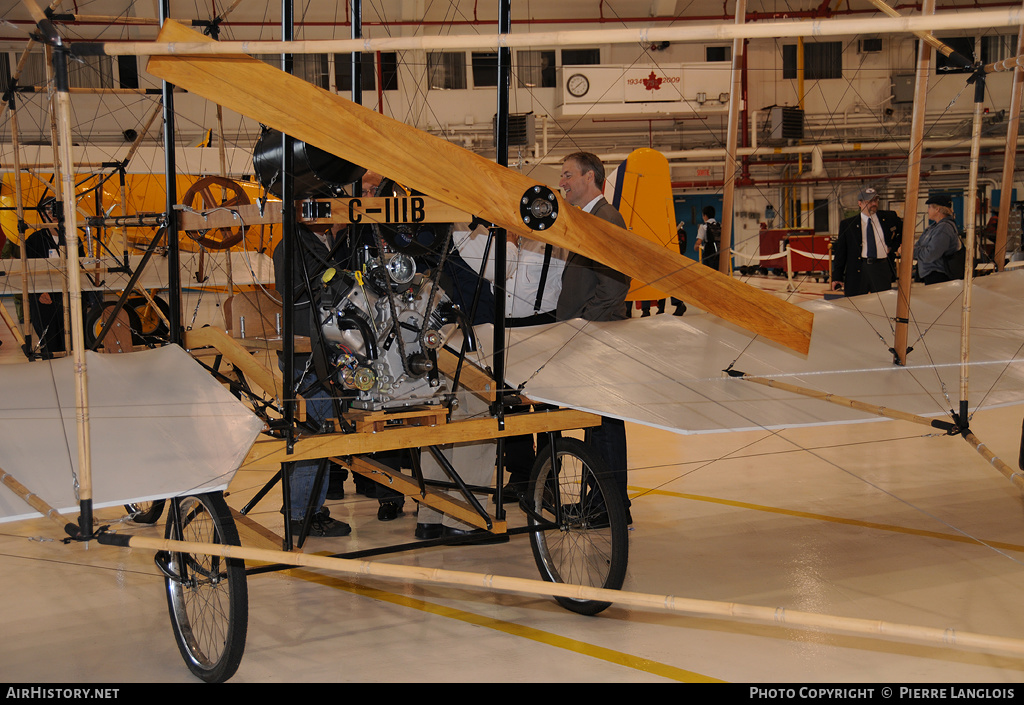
[556,152,631,321]
[832,187,902,296]
[555,151,632,522]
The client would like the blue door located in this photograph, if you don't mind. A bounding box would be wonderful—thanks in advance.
[673,194,724,261]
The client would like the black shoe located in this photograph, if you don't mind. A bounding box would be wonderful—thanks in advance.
[442,526,510,545]
[673,304,686,316]
[326,486,346,501]
[290,508,351,537]
[498,481,527,504]
[415,522,443,540]
[377,502,404,521]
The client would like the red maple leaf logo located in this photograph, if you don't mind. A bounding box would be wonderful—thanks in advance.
[643,72,663,91]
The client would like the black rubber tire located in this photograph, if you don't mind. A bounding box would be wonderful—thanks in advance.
[84,301,144,349]
[526,437,628,616]
[163,492,248,683]
[124,499,166,524]
[127,295,171,344]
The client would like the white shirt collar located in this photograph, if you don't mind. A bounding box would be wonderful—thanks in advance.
[582,194,603,214]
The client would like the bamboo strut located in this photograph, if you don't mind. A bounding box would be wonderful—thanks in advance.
[41,43,74,357]
[55,77,92,521]
[865,0,971,66]
[24,0,97,532]
[962,431,1024,494]
[993,16,1024,271]
[719,0,744,277]
[69,10,1024,56]
[735,373,1023,493]
[960,90,985,420]
[98,531,1024,660]
[50,14,160,26]
[0,467,78,535]
[734,373,956,430]
[892,0,934,366]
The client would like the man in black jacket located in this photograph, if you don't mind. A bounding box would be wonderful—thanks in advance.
[831,187,902,296]
[555,151,632,523]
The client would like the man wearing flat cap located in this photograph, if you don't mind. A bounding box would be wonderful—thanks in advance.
[831,187,903,296]
[914,194,962,284]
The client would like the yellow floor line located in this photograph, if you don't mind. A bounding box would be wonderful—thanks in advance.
[290,566,724,683]
[630,485,1024,554]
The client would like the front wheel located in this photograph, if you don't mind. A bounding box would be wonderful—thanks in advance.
[526,437,628,616]
[161,492,248,683]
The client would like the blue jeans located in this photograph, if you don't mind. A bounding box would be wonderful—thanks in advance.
[285,366,334,520]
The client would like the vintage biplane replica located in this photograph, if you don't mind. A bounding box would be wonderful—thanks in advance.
[5,0,1024,683]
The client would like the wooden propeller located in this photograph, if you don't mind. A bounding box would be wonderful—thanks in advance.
[147,19,812,354]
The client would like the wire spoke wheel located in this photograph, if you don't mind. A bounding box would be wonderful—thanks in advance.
[124,499,165,524]
[527,437,628,616]
[163,492,248,683]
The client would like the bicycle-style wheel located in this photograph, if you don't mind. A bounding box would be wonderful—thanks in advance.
[124,499,165,524]
[161,492,248,682]
[526,437,628,616]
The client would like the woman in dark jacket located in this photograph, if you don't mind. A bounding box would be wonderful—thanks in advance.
[914,196,961,285]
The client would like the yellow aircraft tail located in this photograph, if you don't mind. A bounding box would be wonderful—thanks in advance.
[606,148,679,301]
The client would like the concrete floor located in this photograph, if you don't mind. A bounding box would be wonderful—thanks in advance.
[3,405,1024,682]
[3,277,1024,683]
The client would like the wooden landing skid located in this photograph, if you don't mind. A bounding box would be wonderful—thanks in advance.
[148,19,813,355]
[241,407,599,472]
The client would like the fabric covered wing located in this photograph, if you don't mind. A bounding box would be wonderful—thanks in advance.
[499,271,1024,434]
[0,346,265,523]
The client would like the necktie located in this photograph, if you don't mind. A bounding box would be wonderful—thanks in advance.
[866,218,877,258]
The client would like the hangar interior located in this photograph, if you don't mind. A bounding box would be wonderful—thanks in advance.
[3,0,1024,683]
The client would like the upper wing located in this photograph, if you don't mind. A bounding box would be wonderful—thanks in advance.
[145,19,812,355]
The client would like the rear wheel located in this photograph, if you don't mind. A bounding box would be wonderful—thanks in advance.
[161,492,247,683]
[124,499,165,524]
[526,437,628,616]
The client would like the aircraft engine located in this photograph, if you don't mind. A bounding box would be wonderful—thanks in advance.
[316,251,467,412]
